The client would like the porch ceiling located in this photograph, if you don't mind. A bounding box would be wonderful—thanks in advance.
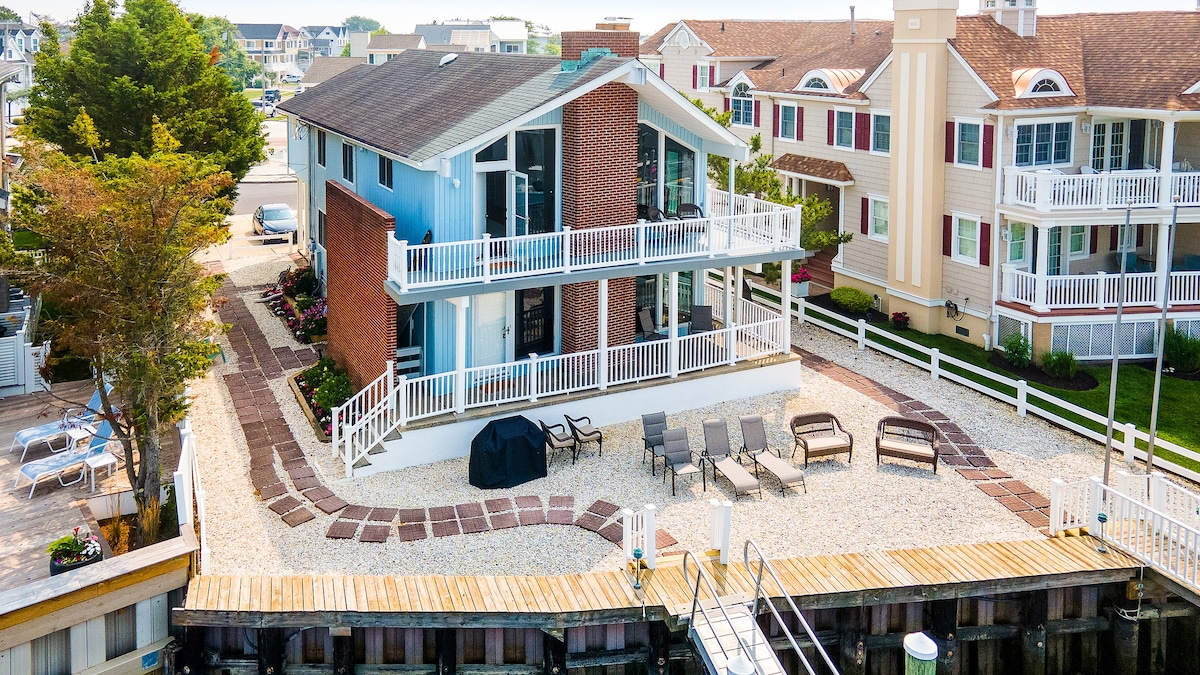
[383,248,804,305]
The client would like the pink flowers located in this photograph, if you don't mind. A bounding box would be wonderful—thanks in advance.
[791,268,812,283]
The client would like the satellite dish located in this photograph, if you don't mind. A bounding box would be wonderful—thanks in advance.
[438,53,459,68]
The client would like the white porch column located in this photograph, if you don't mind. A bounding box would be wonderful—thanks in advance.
[1160,119,1177,208]
[734,266,745,324]
[653,273,664,329]
[779,259,792,354]
[597,279,609,390]
[668,271,679,378]
[1033,225,1051,311]
[722,266,734,327]
[1156,220,1172,307]
[727,159,736,216]
[450,297,469,413]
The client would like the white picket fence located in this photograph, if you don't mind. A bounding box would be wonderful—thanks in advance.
[173,415,209,571]
[733,274,1200,485]
[1049,476,1200,591]
[622,504,657,570]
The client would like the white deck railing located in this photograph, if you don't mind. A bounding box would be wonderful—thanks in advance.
[387,188,801,292]
[1001,267,1200,310]
[1050,477,1200,592]
[331,312,787,477]
[1003,168,1200,212]
[622,504,657,570]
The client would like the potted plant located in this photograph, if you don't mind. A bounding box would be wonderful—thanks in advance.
[47,527,103,576]
[791,268,812,298]
[891,311,910,330]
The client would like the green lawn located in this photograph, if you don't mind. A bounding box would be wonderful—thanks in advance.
[11,229,45,251]
[793,299,1200,472]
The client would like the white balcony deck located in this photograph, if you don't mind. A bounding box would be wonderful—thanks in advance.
[1003,167,1200,213]
[1002,266,1200,311]
[386,188,801,295]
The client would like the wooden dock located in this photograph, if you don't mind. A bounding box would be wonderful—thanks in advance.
[174,537,1142,628]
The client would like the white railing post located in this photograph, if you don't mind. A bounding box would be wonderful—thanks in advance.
[1004,167,1017,205]
[856,318,867,350]
[331,404,342,459]
[396,375,409,427]
[1096,272,1109,309]
[1001,265,1014,303]
[636,221,646,264]
[562,226,573,274]
[1149,472,1167,514]
[930,348,940,380]
[621,507,635,560]
[481,233,492,283]
[344,434,355,478]
[642,504,657,569]
[527,353,539,402]
[1035,174,1052,212]
[1088,476,1104,534]
[707,217,718,258]
[796,297,806,325]
[1049,478,1064,536]
[727,322,738,367]
[709,498,732,565]
[396,238,409,292]
[793,204,804,248]
[1122,422,1137,464]
[1016,379,1028,417]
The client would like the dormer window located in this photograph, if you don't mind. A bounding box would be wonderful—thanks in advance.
[795,68,865,95]
[1030,78,1060,94]
[731,83,754,127]
[1012,68,1073,98]
[803,77,829,90]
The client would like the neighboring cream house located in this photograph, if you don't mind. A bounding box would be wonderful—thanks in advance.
[365,34,426,64]
[642,1,1200,361]
[235,23,307,77]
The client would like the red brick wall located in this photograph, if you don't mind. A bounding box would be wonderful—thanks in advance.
[324,181,397,390]
[560,30,640,60]
[560,82,638,353]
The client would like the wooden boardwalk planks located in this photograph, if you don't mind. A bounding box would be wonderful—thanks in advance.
[178,537,1142,624]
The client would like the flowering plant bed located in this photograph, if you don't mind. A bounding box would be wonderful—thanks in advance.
[260,268,327,344]
[289,357,352,440]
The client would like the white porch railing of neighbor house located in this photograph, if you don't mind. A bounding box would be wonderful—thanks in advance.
[1001,267,1200,310]
[1004,168,1200,212]
[1049,476,1200,593]
[331,305,788,477]
[386,188,801,292]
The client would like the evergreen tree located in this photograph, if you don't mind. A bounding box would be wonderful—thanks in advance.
[25,0,264,181]
[188,14,263,90]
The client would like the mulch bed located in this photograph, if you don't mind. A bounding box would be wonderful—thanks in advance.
[985,353,1099,391]
[806,292,888,323]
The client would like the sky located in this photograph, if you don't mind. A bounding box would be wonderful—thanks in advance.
[15,0,1200,35]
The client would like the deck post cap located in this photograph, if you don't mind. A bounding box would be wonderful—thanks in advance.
[726,654,755,675]
[903,632,938,661]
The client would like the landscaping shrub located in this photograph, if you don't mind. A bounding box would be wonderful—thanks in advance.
[293,293,316,312]
[762,262,782,285]
[281,267,319,297]
[1040,351,1078,381]
[829,286,874,314]
[313,371,352,412]
[1164,326,1200,374]
[891,311,910,330]
[300,357,340,390]
[1001,332,1032,369]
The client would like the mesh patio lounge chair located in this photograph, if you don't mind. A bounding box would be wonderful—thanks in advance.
[15,419,115,499]
[790,412,854,467]
[642,411,668,476]
[661,427,701,496]
[10,385,111,462]
[637,308,668,342]
[702,418,761,500]
[688,305,714,334]
[739,414,805,495]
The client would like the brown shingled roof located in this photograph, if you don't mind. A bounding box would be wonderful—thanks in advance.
[769,154,854,184]
[300,57,367,84]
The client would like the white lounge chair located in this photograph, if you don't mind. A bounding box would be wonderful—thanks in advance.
[9,385,111,461]
[15,420,114,499]
[740,415,806,495]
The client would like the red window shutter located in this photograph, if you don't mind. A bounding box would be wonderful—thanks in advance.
[772,104,780,137]
[982,124,995,169]
[709,65,715,85]
[753,100,761,127]
[1136,224,1145,248]
[658,63,664,79]
[797,107,804,141]
[980,223,991,266]
[827,110,835,145]
[855,112,870,150]
[943,215,953,257]
[724,98,730,112]
[945,121,956,163]
[692,65,697,89]
[861,198,870,235]
[1090,226,1099,254]
[1109,225,1119,251]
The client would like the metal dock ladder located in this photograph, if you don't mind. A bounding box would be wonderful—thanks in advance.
[680,544,840,675]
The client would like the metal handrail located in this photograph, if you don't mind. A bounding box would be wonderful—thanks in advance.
[682,550,757,671]
[744,540,840,675]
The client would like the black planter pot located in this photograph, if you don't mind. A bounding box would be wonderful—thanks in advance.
[50,552,103,576]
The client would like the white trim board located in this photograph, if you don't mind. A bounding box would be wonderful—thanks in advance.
[358,360,806,474]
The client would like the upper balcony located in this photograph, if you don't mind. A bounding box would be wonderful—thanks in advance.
[1003,167,1200,214]
[384,187,803,302]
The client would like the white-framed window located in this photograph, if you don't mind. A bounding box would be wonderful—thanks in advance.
[264,40,275,49]
[1031,79,1060,94]
[869,196,889,242]
[871,113,890,154]
[316,210,326,248]
[1091,121,1127,171]
[1007,222,1028,264]
[802,76,830,91]
[32,37,38,50]
[378,154,393,190]
[1116,224,1137,253]
[1014,118,1073,167]
[696,62,709,89]
[779,104,797,141]
[956,119,982,167]
[834,108,854,149]
[506,44,518,52]
[731,83,754,127]
[1068,225,1087,259]
[1018,70,1072,98]
[952,213,982,266]
[341,142,355,183]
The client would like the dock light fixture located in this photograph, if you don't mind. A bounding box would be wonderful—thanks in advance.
[1096,512,1109,554]
[632,547,643,590]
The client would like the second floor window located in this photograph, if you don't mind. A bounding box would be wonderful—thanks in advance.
[779,105,796,141]
[953,215,981,265]
[316,130,326,166]
[1069,225,1087,258]
[870,197,889,242]
[342,143,355,183]
[872,114,890,153]
[379,154,393,189]
[957,121,981,166]
[731,83,753,127]
[1008,222,1027,263]
[834,110,853,149]
[697,63,709,89]
[1015,120,1071,167]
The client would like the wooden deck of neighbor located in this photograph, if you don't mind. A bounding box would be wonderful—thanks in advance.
[174,537,1142,628]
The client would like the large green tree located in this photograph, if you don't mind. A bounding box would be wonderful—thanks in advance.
[11,128,230,545]
[0,6,21,22]
[342,15,380,32]
[187,14,262,90]
[25,0,264,181]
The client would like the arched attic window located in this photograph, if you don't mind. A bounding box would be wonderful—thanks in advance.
[1013,68,1072,98]
[802,77,830,90]
[1030,78,1060,93]
[731,82,754,126]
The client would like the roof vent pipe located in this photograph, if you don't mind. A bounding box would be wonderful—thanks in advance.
[850,6,857,36]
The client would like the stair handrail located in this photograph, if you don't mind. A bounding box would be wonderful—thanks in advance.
[681,550,758,672]
[744,539,840,675]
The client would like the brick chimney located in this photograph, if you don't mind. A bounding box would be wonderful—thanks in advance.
[560,22,640,61]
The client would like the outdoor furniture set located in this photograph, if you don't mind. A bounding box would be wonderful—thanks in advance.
[10,386,122,499]
[539,414,604,466]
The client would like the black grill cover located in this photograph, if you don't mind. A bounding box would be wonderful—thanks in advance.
[468,415,547,489]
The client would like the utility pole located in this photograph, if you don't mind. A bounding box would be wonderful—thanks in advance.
[1102,204,1133,486]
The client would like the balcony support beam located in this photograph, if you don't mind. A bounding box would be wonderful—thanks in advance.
[1032,225,1051,312]
[597,279,608,391]
[668,271,679,378]
[1160,119,1177,209]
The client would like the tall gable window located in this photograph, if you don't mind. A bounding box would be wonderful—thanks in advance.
[341,142,355,183]
[779,104,797,141]
[872,113,890,154]
[378,154,393,189]
[834,110,854,149]
[731,83,754,127]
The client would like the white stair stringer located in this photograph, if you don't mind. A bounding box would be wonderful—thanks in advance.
[688,601,785,675]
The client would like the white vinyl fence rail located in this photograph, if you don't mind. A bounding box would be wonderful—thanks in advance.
[173,414,209,571]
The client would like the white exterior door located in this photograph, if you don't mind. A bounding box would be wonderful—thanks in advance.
[471,292,510,366]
